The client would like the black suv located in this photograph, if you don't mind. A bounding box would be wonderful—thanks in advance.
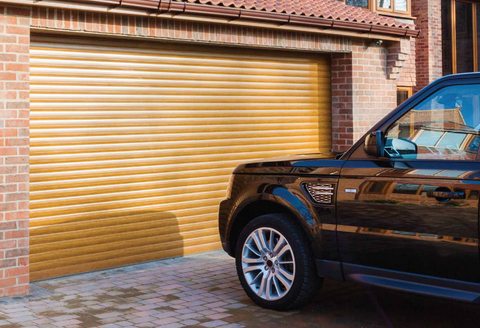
[219,73,480,310]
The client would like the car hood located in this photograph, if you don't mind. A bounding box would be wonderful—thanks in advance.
[233,152,344,175]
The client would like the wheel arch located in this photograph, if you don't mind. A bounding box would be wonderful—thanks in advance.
[227,198,315,257]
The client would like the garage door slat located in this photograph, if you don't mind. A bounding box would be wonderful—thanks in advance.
[29,35,331,281]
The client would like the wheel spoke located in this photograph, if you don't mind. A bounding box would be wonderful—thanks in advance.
[265,274,274,300]
[258,271,268,297]
[250,271,263,286]
[273,275,282,296]
[243,265,263,273]
[275,271,292,289]
[276,244,290,259]
[269,231,275,253]
[273,236,285,254]
[258,229,269,252]
[278,266,294,281]
[243,257,263,264]
[245,243,261,256]
[252,232,264,253]
[278,261,294,265]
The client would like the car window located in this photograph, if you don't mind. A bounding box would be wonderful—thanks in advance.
[385,84,480,161]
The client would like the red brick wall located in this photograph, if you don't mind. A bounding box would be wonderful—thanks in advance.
[0,3,415,297]
[397,37,417,88]
[0,5,31,298]
[332,40,398,151]
[331,52,355,151]
[412,0,443,92]
[31,8,352,53]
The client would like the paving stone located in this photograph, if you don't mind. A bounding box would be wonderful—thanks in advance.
[160,323,185,328]
[177,313,204,320]
[180,319,200,326]
[95,312,123,319]
[0,250,476,328]
[151,317,180,326]
[200,320,229,327]
[207,313,232,320]
[53,319,82,326]
[51,315,78,322]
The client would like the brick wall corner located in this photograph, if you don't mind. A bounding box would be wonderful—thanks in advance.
[0,4,31,298]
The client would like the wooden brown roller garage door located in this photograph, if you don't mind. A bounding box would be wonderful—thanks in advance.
[29,35,332,281]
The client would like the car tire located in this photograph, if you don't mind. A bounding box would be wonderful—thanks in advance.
[235,213,322,310]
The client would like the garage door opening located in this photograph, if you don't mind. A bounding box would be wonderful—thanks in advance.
[29,34,332,280]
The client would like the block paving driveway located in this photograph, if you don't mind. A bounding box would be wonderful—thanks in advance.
[1,250,480,328]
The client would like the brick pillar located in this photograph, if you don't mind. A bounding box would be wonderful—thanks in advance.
[0,5,31,298]
[331,40,397,152]
[412,0,443,92]
[331,52,355,152]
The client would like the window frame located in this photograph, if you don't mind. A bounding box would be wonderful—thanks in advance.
[376,0,412,16]
[338,0,412,16]
[397,86,413,106]
[444,0,479,73]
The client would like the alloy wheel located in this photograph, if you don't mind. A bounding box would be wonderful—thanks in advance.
[241,227,296,301]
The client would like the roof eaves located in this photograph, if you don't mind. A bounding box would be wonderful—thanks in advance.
[36,0,421,37]
[166,2,419,37]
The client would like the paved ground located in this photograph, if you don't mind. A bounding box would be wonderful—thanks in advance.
[1,250,480,328]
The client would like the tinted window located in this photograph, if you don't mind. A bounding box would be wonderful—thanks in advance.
[385,84,480,161]
[346,0,369,8]
[397,89,410,105]
[415,131,444,146]
[468,136,480,152]
[442,0,453,75]
[395,0,407,11]
[378,0,391,9]
[456,2,474,73]
[437,132,467,148]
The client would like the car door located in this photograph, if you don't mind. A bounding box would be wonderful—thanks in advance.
[337,83,480,283]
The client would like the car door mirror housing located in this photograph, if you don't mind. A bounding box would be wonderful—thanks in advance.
[364,130,385,157]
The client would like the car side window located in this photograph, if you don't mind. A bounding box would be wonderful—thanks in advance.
[385,84,480,161]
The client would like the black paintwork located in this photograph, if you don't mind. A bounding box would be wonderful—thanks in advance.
[337,159,480,283]
[218,73,480,302]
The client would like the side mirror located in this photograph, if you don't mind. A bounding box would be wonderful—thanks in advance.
[364,130,385,157]
[384,138,418,159]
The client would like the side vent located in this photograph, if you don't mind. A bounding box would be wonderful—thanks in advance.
[304,183,334,204]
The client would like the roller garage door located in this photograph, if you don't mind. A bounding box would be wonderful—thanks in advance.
[29,35,332,281]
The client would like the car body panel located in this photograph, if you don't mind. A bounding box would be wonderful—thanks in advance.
[342,262,480,303]
[219,72,480,304]
[337,159,480,283]
[219,156,345,261]
[232,152,342,175]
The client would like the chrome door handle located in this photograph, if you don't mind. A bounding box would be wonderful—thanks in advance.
[427,191,465,200]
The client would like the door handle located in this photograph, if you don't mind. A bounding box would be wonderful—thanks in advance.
[427,191,465,200]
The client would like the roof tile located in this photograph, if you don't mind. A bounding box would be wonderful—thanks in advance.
[175,0,413,30]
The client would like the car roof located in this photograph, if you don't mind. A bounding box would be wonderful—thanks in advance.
[436,72,480,82]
